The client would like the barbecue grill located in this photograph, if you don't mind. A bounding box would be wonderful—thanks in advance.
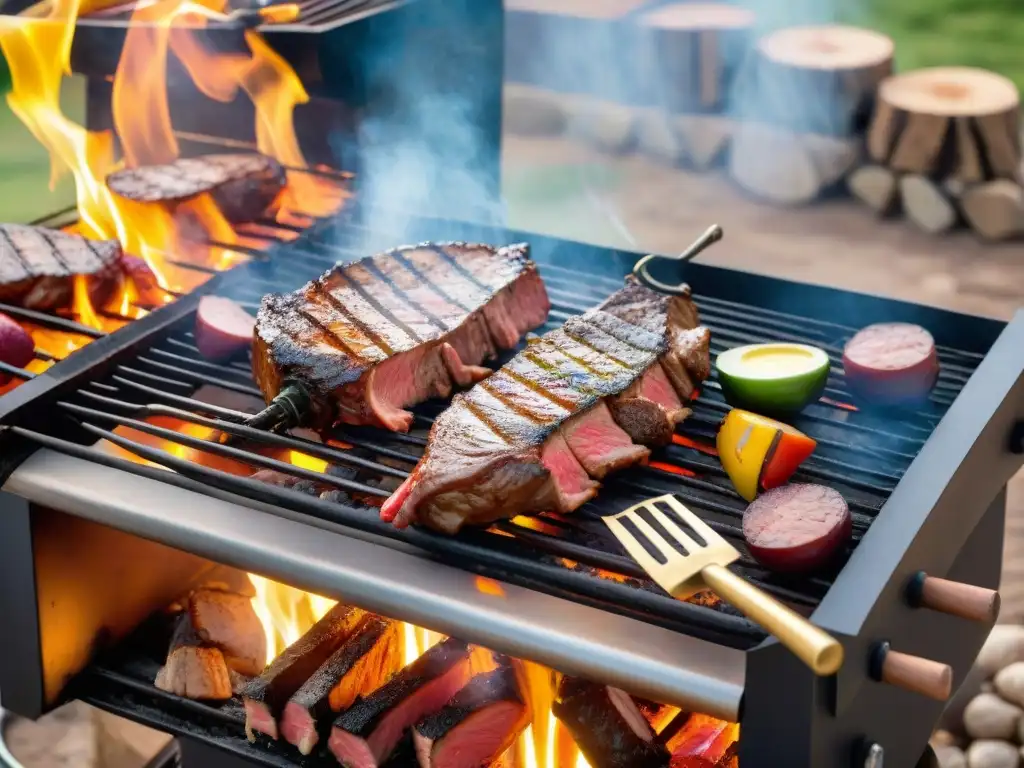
[0,205,1021,767]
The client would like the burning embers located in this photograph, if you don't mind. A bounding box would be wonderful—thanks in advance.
[0,0,350,392]
[146,574,738,767]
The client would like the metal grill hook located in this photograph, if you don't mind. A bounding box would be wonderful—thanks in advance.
[632,224,723,295]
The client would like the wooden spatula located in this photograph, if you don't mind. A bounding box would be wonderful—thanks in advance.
[604,493,844,676]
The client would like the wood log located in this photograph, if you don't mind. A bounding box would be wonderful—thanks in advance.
[741,25,894,137]
[637,3,755,115]
[961,180,1024,241]
[503,84,567,137]
[868,67,1021,182]
[565,97,636,153]
[729,124,820,205]
[729,124,858,204]
[847,165,899,216]
[899,175,958,235]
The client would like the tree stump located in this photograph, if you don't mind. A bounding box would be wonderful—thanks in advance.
[634,3,755,169]
[861,67,1024,240]
[868,67,1021,182]
[730,25,893,204]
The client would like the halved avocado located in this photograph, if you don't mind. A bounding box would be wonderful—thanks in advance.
[716,343,830,414]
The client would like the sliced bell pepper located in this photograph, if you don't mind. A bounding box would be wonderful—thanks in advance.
[716,409,816,501]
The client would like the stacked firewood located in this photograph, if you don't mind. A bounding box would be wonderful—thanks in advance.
[851,67,1024,241]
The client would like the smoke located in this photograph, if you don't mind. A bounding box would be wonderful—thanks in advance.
[330,0,506,253]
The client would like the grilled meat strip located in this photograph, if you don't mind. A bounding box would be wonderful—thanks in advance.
[381,277,711,533]
[187,588,266,677]
[328,637,473,768]
[241,604,367,741]
[413,658,529,768]
[154,611,234,702]
[554,678,670,768]
[280,615,401,756]
[106,153,286,224]
[0,224,123,311]
[252,242,551,432]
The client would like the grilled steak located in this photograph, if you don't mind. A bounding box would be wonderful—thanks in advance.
[154,611,234,702]
[413,658,529,768]
[328,637,473,768]
[553,677,669,768]
[241,604,367,741]
[280,615,401,756]
[187,588,266,677]
[0,224,123,311]
[380,277,711,533]
[106,153,286,224]
[252,242,551,432]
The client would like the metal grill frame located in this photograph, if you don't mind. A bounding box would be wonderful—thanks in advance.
[0,211,1022,768]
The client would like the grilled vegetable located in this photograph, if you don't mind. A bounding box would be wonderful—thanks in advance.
[0,313,34,382]
[716,343,830,414]
[842,322,939,406]
[716,409,816,501]
[195,296,256,361]
[742,483,851,573]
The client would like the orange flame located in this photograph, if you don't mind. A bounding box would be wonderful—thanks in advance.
[0,0,347,351]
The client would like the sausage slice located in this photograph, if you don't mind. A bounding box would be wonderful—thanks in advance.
[742,483,851,573]
[842,322,939,406]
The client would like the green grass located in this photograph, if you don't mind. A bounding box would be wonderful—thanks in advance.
[0,66,81,224]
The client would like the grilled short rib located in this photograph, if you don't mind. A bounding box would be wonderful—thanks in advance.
[252,242,551,432]
[0,224,123,310]
[381,277,711,533]
[106,153,286,224]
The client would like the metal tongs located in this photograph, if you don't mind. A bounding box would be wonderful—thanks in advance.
[632,224,723,295]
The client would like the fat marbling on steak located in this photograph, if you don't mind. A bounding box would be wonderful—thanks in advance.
[252,242,551,432]
[0,223,124,310]
[380,276,711,533]
[106,152,286,224]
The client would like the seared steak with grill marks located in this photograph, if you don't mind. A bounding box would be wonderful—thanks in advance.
[0,224,123,310]
[252,242,550,432]
[380,277,710,533]
[106,153,286,224]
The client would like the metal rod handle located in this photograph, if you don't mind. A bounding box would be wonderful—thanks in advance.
[908,572,1000,623]
[632,224,723,295]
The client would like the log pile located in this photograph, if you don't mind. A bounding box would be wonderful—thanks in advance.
[853,66,1024,241]
[728,25,894,205]
[632,2,755,169]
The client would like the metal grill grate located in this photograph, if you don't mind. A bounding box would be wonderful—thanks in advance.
[2,213,988,651]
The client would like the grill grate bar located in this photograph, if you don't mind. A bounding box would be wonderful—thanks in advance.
[5,424,767,647]
[0,302,106,338]
[72,390,408,478]
[0,361,35,380]
[59,402,389,496]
